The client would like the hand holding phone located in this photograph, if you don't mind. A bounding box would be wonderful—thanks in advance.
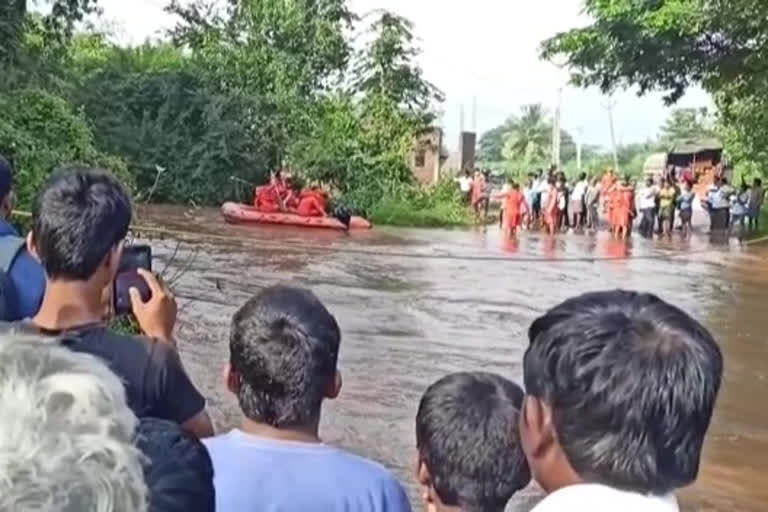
[130,268,178,346]
[114,245,153,316]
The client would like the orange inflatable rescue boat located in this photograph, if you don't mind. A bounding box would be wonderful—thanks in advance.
[221,202,372,230]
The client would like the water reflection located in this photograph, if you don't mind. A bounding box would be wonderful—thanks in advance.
[141,205,767,512]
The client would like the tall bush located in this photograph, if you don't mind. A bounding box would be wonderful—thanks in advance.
[0,88,129,208]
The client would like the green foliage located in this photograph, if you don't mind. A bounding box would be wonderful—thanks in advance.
[0,1,26,64]
[286,10,450,219]
[368,179,471,227]
[352,11,444,123]
[477,120,513,163]
[286,93,417,214]
[1,0,98,65]
[2,1,460,226]
[658,107,717,148]
[0,88,130,208]
[477,103,575,173]
[539,0,768,180]
[166,0,354,174]
[500,104,551,168]
[69,42,270,204]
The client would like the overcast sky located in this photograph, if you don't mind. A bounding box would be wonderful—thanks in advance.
[94,0,711,151]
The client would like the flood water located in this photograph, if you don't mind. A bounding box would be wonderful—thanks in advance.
[137,204,768,512]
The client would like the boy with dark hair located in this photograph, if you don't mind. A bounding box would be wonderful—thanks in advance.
[204,286,411,512]
[520,290,723,511]
[416,372,531,512]
[1,167,213,439]
[0,154,46,320]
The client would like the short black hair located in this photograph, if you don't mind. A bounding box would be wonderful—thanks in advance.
[579,172,587,181]
[416,372,530,512]
[524,290,722,495]
[0,154,13,202]
[230,286,341,428]
[32,167,132,280]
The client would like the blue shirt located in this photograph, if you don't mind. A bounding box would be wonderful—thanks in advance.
[0,220,45,320]
[203,430,412,512]
[677,190,695,211]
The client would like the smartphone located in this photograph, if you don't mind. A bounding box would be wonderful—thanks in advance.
[113,244,153,316]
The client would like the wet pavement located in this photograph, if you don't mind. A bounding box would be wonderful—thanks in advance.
[138,205,768,512]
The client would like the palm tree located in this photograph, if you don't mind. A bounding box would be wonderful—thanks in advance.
[501,104,552,169]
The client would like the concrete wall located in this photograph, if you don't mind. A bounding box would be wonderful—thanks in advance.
[411,129,443,184]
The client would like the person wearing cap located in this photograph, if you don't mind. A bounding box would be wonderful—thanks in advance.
[0,155,46,321]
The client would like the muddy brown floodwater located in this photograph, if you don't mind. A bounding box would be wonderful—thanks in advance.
[137,205,768,512]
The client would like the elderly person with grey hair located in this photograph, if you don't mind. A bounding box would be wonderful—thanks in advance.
[0,334,215,512]
[0,335,147,512]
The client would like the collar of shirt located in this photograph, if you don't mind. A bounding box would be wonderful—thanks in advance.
[531,483,679,512]
[0,218,19,237]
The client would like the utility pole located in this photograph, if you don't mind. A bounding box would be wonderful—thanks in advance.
[575,126,584,172]
[552,87,563,169]
[602,96,620,174]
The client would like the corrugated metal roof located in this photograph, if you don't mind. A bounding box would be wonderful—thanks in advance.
[668,138,723,155]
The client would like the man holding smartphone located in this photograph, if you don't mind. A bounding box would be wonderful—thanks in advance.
[1,167,214,439]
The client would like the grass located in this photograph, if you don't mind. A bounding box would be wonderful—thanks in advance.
[748,209,768,239]
[365,178,484,228]
[368,195,475,228]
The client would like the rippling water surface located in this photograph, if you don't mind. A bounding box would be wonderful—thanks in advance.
[138,205,768,512]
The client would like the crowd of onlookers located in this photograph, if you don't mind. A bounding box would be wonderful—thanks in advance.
[456,165,766,240]
[0,154,724,512]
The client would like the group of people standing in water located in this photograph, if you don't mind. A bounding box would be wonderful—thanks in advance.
[459,165,766,241]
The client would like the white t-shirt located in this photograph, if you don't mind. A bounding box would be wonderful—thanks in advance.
[456,176,472,193]
[571,180,588,201]
[638,185,658,211]
[708,185,732,209]
[532,483,679,512]
[536,179,550,194]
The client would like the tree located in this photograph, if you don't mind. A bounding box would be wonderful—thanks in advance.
[0,88,129,208]
[166,0,354,171]
[658,108,717,148]
[477,118,515,163]
[1,0,98,62]
[501,104,550,169]
[290,10,444,212]
[478,104,576,171]
[352,11,444,124]
[69,41,272,204]
[540,0,768,104]
[0,1,26,64]
[539,0,768,178]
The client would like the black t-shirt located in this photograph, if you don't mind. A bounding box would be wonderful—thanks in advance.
[0,321,206,424]
[136,418,215,512]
